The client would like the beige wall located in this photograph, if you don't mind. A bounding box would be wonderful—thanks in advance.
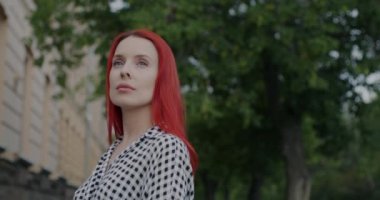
[0,3,7,144]
[0,0,107,187]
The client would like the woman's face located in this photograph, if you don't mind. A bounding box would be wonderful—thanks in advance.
[109,36,159,110]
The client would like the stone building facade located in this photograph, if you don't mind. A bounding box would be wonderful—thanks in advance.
[0,0,108,199]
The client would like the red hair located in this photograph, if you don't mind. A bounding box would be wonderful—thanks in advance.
[105,29,198,172]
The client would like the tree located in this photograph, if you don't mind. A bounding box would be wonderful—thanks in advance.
[30,0,380,199]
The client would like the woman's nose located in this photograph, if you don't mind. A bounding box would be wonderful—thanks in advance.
[120,70,131,79]
[120,62,132,79]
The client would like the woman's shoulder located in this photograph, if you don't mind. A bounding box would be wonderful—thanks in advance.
[147,126,189,157]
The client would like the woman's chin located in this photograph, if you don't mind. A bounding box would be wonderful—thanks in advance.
[115,102,151,110]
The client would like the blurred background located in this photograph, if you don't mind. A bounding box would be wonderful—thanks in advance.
[0,0,379,199]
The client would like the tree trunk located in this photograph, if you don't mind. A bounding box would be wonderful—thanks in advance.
[223,179,230,200]
[200,171,218,200]
[261,47,311,200]
[247,173,262,200]
[282,120,311,200]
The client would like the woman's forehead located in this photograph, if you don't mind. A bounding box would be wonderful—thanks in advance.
[114,36,158,60]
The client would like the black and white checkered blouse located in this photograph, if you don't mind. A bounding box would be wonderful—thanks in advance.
[73,126,194,200]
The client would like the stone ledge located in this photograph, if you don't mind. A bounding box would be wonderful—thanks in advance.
[0,158,76,200]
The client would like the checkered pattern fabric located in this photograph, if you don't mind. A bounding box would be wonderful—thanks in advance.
[73,126,194,200]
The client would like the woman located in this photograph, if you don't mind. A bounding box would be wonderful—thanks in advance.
[74,29,198,199]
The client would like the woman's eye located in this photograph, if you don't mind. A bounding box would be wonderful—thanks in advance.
[112,60,124,67]
[137,61,148,67]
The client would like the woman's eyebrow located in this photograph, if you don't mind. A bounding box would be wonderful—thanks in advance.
[113,54,124,59]
[135,54,152,61]
[113,54,152,61]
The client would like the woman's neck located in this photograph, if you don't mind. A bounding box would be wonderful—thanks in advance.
[121,105,153,144]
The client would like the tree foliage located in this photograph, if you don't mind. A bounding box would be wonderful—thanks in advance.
[30,0,380,199]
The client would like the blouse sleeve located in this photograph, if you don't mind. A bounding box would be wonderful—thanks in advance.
[143,135,194,200]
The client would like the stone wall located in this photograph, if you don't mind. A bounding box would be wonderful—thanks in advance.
[0,0,108,199]
[0,158,76,200]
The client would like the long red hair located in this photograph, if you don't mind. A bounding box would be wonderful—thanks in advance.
[105,29,198,172]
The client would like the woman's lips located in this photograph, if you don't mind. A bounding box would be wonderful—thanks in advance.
[116,83,136,93]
